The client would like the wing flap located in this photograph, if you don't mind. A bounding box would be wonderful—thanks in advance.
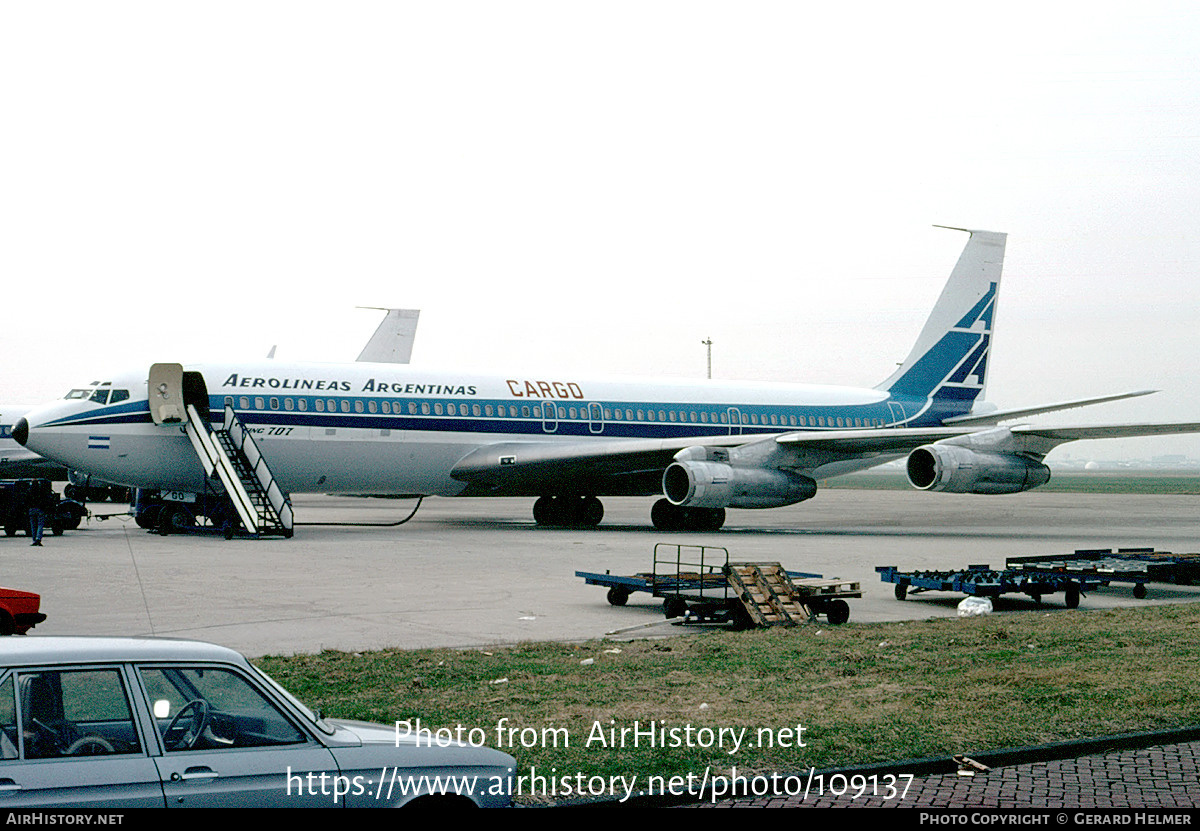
[773,426,978,453]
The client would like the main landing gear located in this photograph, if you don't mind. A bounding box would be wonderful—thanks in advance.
[533,494,604,528]
[531,496,727,531]
[651,499,725,532]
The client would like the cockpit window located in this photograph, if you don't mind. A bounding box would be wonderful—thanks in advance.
[65,384,128,405]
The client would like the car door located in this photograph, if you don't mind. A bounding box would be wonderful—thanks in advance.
[0,667,165,808]
[137,664,340,808]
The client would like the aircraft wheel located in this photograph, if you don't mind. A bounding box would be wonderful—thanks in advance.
[533,495,560,527]
[651,499,681,531]
[698,507,725,531]
[652,501,725,532]
[579,496,604,528]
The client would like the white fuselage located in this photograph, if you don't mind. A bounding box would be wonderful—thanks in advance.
[19,361,908,496]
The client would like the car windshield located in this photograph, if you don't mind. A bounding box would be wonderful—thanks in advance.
[247,664,336,735]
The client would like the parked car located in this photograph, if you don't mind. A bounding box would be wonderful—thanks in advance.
[0,586,44,635]
[0,637,515,807]
[0,478,85,537]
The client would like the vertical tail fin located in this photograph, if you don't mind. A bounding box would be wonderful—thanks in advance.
[876,228,1006,419]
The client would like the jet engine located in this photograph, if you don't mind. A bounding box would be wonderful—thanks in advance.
[662,461,817,509]
[906,444,1050,495]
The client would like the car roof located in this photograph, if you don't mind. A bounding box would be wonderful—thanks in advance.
[0,636,249,668]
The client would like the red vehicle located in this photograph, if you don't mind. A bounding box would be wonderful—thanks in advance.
[0,587,45,635]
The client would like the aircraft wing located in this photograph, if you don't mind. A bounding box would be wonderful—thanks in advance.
[942,390,1158,426]
[450,433,767,496]
[773,420,1200,468]
[777,421,1200,459]
[451,418,1200,497]
[449,427,983,496]
[1008,422,1200,456]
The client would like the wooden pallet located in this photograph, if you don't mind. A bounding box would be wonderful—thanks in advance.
[790,577,862,599]
[725,562,812,627]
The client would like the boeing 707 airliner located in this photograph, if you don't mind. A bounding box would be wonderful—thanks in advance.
[14,229,1199,532]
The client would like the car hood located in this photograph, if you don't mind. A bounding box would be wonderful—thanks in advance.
[325,717,395,746]
[324,717,517,772]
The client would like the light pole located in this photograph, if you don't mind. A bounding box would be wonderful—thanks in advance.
[701,338,712,379]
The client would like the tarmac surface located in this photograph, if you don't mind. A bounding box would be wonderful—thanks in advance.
[6,486,1200,811]
[8,488,1200,657]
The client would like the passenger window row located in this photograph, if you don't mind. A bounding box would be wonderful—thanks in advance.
[223,396,886,428]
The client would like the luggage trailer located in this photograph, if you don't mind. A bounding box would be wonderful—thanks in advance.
[876,565,1098,609]
[879,548,1200,609]
[578,544,861,627]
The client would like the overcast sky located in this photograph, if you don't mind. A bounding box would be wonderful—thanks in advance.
[2,2,1198,461]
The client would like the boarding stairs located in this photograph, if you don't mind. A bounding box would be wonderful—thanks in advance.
[184,404,294,538]
[724,562,812,627]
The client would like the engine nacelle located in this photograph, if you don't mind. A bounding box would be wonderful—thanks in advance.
[906,445,1050,495]
[662,461,817,509]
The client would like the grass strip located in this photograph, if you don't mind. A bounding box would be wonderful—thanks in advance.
[257,604,1200,801]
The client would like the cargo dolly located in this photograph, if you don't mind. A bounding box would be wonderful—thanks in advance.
[577,544,861,627]
[876,565,1101,609]
[1005,548,1200,599]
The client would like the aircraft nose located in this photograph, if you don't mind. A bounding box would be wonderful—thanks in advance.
[12,417,28,446]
